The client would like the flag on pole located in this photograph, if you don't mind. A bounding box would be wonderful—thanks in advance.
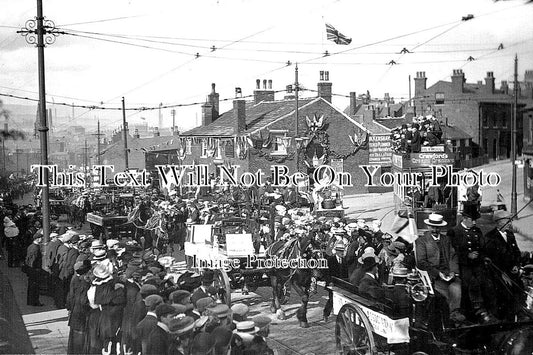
[326,23,352,45]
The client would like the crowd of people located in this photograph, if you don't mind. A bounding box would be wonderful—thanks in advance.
[390,115,444,153]
[1,171,532,353]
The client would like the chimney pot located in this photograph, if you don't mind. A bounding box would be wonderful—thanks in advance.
[320,71,324,81]
[268,79,272,90]
[256,79,260,89]
[324,71,329,81]
[263,79,267,90]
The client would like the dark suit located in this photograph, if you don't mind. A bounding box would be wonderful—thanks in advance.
[146,324,170,355]
[66,274,90,354]
[136,313,158,355]
[482,228,522,319]
[191,286,210,306]
[25,243,42,306]
[410,130,421,153]
[121,281,141,352]
[358,273,385,299]
[447,224,492,312]
[416,231,461,312]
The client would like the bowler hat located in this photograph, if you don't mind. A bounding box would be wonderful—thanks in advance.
[361,257,378,272]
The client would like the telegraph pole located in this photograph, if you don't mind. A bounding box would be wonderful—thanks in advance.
[122,97,129,171]
[295,64,300,173]
[18,0,61,243]
[511,55,518,215]
[83,139,88,188]
[92,119,103,165]
[171,109,176,135]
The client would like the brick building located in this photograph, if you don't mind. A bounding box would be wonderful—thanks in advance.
[523,104,533,201]
[412,69,533,161]
[147,74,376,194]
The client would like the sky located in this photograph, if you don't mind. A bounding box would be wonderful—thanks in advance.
[1,0,533,133]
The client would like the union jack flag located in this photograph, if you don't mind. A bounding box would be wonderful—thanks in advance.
[326,23,352,45]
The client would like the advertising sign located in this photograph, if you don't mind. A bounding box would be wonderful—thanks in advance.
[369,135,392,166]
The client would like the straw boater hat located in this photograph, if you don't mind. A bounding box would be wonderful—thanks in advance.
[424,213,447,227]
[92,262,112,284]
[234,320,259,335]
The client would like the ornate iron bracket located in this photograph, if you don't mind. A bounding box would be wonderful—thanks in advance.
[17,17,62,46]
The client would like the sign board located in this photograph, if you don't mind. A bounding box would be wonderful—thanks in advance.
[369,135,392,166]
[392,154,403,169]
[86,213,104,226]
[332,290,410,344]
[190,224,214,244]
[410,152,454,166]
[225,233,254,257]
[420,145,444,152]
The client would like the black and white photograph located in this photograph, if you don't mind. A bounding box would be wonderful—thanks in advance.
[1,0,533,354]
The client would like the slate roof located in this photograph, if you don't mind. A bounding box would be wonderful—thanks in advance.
[182,98,315,137]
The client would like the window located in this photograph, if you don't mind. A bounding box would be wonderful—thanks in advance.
[270,130,289,155]
[482,114,488,128]
[186,140,192,154]
[273,135,287,155]
[201,140,207,157]
[501,112,507,128]
[435,92,445,105]
[529,117,533,143]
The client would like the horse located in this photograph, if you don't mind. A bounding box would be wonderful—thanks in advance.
[265,235,325,328]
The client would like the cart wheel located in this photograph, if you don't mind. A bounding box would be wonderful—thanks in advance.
[213,269,231,306]
[335,304,377,355]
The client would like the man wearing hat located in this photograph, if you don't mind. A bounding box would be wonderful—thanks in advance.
[358,257,385,299]
[146,304,179,355]
[135,293,163,355]
[191,269,214,306]
[24,232,43,306]
[66,260,91,354]
[168,316,195,355]
[447,204,496,322]
[416,213,465,325]
[482,210,523,320]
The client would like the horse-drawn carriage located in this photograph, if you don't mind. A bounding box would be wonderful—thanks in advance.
[331,270,533,354]
[86,212,135,240]
[183,216,273,306]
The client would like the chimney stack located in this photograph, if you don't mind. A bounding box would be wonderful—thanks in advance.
[349,92,357,116]
[484,71,495,95]
[451,69,465,93]
[254,79,275,104]
[525,70,533,84]
[284,85,295,100]
[414,71,427,97]
[202,83,219,126]
[501,80,509,95]
[524,82,533,100]
[317,70,332,103]
[234,99,246,133]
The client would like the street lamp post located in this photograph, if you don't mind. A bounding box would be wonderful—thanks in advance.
[18,0,61,243]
